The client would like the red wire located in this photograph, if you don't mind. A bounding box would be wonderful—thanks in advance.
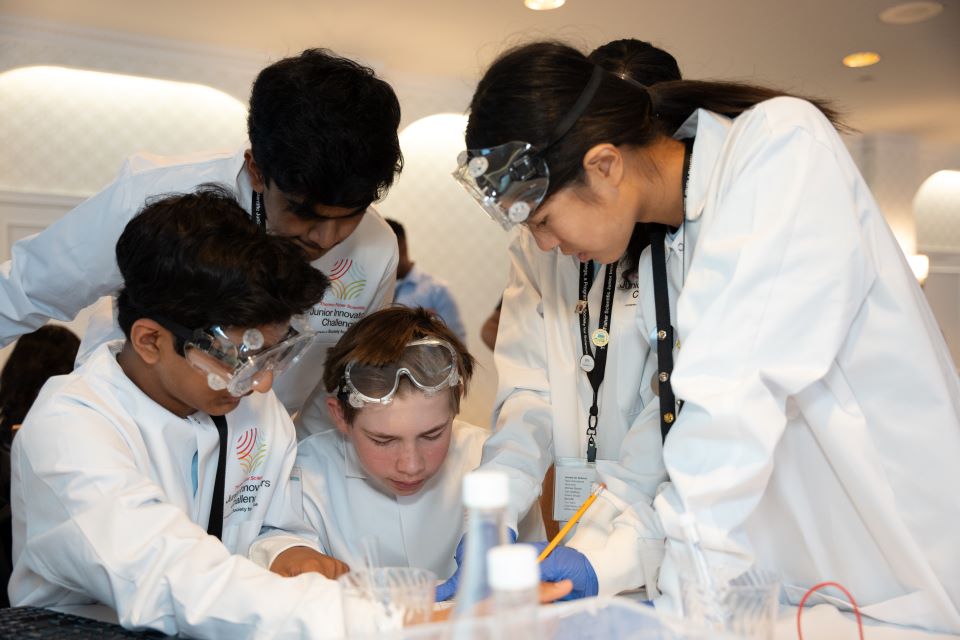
[796,581,864,640]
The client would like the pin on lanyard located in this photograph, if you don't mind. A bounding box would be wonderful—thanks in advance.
[650,137,694,444]
[578,260,618,463]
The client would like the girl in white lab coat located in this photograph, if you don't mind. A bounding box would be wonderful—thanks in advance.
[295,306,544,582]
[477,39,683,601]
[455,41,960,633]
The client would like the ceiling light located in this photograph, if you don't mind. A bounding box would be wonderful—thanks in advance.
[524,0,565,10]
[880,1,943,25]
[842,52,881,68]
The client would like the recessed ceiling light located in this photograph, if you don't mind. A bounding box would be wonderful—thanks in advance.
[524,0,565,10]
[843,52,881,68]
[880,1,943,25]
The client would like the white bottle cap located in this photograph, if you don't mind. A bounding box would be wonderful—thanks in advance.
[487,544,539,591]
[462,470,509,509]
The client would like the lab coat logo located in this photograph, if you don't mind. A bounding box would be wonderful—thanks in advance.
[236,428,267,474]
[327,259,367,301]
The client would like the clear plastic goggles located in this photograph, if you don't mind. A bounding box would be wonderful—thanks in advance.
[452,141,549,230]
[340,337,462,408]
[179,316,315,397]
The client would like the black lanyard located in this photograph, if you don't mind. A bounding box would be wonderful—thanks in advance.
[650,137,694,444]
[207,414,229,540]
[578,260,618,463]
[251,189,267,231]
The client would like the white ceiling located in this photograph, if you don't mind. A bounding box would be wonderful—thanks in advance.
[3,0,960,142]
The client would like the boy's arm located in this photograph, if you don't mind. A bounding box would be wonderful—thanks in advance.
[12,406,344,638]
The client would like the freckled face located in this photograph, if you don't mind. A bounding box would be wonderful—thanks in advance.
[342,392,455,497]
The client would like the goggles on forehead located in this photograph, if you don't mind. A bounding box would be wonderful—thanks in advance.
[339,337,462,409]
[453,64,606,230]
[158,315,316,397]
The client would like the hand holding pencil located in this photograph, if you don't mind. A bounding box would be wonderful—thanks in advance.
[532,483,605,600]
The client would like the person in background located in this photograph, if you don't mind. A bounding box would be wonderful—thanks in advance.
[440,38,683,599]
[0,324,80,607]
[285,306,544,584]
[9,187,350,638]
[0,325,80,441]
[386,218,467,343]
[0,49,403,440]
[455,39,960,633]
[479,298,501,351]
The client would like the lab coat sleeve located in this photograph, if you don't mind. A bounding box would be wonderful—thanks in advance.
[480,234,555,531]
[13,406,343,638]
[0,173,136,346]
[248,415,324,570]
[654,102,877,607]
[569,399,669,597]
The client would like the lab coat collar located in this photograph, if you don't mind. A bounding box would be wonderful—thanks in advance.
[672,109,732,222]
[342,431,368,479]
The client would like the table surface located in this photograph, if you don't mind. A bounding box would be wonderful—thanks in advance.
[43,600,960,639]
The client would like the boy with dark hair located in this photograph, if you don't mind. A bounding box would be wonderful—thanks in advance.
[9,187,348,638]
[0,48,402,438]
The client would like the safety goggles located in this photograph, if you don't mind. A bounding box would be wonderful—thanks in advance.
[158,315,316,397]
[339,337,462,408]
[453,65,606,230]
[452,142,549,230]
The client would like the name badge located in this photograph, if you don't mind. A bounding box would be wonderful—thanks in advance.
[553,457,598,522]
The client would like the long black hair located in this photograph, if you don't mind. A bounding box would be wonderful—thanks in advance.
[466,41,844,272]
[588,39,683,278]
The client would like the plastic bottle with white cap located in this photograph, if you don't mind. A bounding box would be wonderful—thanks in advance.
[452,470,510,619]
[488,543,541,639]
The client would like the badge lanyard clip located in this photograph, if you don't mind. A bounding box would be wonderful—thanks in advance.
[578,260,617,463]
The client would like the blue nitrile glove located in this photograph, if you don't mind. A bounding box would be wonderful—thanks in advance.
[532,542,599,601]
[435,528,517,601]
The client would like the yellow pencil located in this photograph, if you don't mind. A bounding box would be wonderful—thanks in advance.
[537,483,606,563]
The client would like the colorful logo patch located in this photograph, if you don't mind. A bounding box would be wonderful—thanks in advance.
[236,427,267,474]
[327,259,367,300]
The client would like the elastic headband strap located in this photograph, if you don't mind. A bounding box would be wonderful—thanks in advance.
[545,64,605,149]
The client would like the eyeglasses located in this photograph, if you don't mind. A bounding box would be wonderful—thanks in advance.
[339,337,461,409]
[157,315,316,397]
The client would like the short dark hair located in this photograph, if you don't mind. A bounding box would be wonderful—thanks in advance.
[247,49,403,211]
[385,218,405,241]
[115,185,329,341]
[0,325,80,437]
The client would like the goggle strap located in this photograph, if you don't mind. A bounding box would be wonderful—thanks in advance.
[544,64,605,151]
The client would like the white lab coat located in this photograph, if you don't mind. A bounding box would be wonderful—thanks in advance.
[481,227,667,595]
[9,342,344,638]
[283,420,545,580]
[631,98,960,633]
[0,148,398,429]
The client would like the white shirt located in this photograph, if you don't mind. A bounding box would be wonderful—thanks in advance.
[290,420,545,580]
[0,148,398,428]
[638,99,960,633]
[9,342,344,638]
[479,227,665,594]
